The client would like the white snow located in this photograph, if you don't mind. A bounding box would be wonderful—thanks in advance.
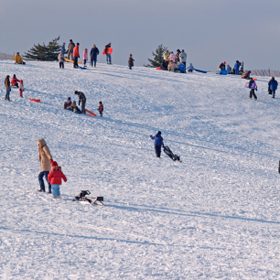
[0,60,280,280]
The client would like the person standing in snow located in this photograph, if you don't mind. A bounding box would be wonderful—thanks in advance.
[179,49,187,66]
[248,78,258,100]
[67,39,75,59]
[268,77,278,98]
[150,131,164,158]
[98,101,104,117]
[73,43,80,68]
[58,51,65,69]
[90,44,100,67]
[74,90,86,114]
[103,43,112,64]
[83,48,88,67]
[61,42,66,55]
[4,75,11,101]
[19,80,24,98]
[128,54,135,70]
[37,138,53,193]
[48,160,67,198]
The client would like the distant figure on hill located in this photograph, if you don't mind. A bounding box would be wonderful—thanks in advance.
[74,90,86,114]
[58,51,65,69]
[248,78,257,100]
[83,48,88,67]
[48,160,67,198]
[234,60,241,75]
[103,43,112,64]
[14,52,25,64]
[268,77,278,98]
[11,74,20,88]
[19,80,24,98]
[37,138,53,193]
[187,63,194,73]
[98,101,104,117]
[4,75,11,101]
[241,70,251,80]
[64,97,72,110]
[179,49,187,66]
[67,39,75,59]
[128,54,135,70]
[90,44,99,67]
[150,131,164,158]
[73,43,80,68]
[71,100,82,114]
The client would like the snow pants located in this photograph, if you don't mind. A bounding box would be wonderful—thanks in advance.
[51,184,61,198]
[155,145,162,158]
[249,89,257,100]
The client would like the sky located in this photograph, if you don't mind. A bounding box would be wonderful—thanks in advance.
[0,0,279,70]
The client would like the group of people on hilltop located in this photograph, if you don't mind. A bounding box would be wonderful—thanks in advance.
[219,60,244,75]
[4,74,24,101]
[58,39,113,69]
[161,49,187,73]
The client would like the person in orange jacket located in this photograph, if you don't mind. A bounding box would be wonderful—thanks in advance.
[103,43,112,64]
[48,160,67,198]
[73,43,80,68]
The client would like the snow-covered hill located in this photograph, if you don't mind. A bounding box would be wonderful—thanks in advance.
[1,61,280,280]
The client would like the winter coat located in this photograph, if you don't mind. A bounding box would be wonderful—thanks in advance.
[179,51,187,63]
[83,49,88,60]
[14,54,23,64]
[75,91,86,105]
[128,56,134,67]
[58,52,64,63]
[249,80,257,90]
[4,76,10,89]
[11,76,20,87]
[90,47,99,59]
[268,79,278,91]
[37,139,52,171]
[169,53,176,63]
[48,166,67,185]
[98,103,104,113]
[151,132,164,147]
[73,45,80,58]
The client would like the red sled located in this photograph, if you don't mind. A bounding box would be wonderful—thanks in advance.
[155,66,161,70]
[85,109,96,117]
[29,98,41,103]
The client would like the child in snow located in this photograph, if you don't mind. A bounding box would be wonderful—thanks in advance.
[83,48,88,67]
[11,74,20,88]
[71,100,82,114]
[98,101,104,117]
[248,78,257,100]
[19,80,24,97]
[48,160,67,198]
[58,51,64,69]
[150,131,164,158]
[128,54,135,70]
[64,97,72,110]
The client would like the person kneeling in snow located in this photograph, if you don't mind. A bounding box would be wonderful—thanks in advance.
[150,131,164,158]
[48,160,67,198]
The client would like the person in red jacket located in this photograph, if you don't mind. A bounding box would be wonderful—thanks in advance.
[48,160,67,198]
[73,42,80,68]
[11,74,20,88]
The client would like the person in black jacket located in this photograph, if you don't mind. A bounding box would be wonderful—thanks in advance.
[90,44,99,67]
[128,54,135,70]
[74,91,86,114]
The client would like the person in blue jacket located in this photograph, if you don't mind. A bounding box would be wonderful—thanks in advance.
[268,77,278,98]
[234,60,241,75]
[150,131,164,158]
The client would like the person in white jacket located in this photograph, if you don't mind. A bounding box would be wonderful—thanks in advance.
[179,49,187,65]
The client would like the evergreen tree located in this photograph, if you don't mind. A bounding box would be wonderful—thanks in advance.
[147,44,169,67]
[25,37,61,61]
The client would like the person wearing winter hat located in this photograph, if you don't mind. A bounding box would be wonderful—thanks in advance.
[48,160,67,198]
[150,131,164,158]
[37,139,53,193]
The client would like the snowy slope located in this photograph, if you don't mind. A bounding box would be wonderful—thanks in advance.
[0,60,280,280]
